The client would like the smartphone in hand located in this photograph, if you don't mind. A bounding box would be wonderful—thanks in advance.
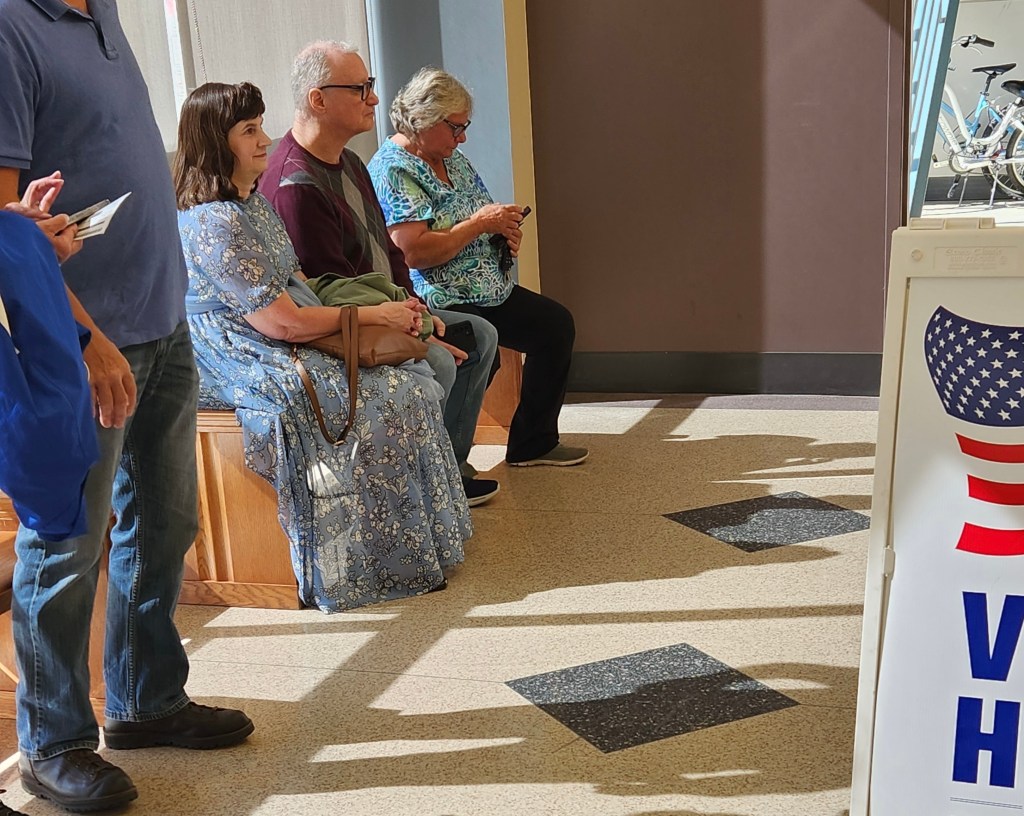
[440,320,477,354]
[66,199,110,226]
[488,205,532,247]
[488,205,531,272]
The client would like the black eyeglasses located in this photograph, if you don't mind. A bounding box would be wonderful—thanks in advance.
[443,118,471,138]
[318,77,376,101]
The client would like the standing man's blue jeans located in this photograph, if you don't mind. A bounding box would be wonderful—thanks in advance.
[425,309,498,468]
[13,322,200,759]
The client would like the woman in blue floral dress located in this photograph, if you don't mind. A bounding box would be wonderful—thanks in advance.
[172,82,470,613]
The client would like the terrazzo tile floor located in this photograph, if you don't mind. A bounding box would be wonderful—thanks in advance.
[664,491,870,553]
[0,394,877,816]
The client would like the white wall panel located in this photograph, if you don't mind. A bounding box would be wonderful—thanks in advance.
[118,1,179,150]
[182,0,376,157]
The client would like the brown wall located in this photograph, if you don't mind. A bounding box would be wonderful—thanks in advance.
[526,0,907,355]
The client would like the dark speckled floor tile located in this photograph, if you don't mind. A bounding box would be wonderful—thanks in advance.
[506,643,798,753]
[664,490,870,552]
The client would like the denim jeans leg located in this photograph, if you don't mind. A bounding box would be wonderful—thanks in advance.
[13,419,125,759]
[104,322,199,721]
[424,340,456,416]
[433,309,498,466]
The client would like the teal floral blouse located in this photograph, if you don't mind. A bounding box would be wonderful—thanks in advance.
[369,139,514,309]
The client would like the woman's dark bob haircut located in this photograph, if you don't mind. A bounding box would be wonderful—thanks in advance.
[172,81,265,210]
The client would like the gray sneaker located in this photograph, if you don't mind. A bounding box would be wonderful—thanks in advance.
[507,445,589,467]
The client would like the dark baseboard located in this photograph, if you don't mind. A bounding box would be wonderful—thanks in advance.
[568,352,882,396]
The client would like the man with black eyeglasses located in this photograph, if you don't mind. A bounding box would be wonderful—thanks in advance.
[260,39,502,508]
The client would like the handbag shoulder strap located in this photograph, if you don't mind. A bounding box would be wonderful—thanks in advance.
[292,306,360,446]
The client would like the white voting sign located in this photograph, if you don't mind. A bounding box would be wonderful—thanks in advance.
[853,220,1024,815]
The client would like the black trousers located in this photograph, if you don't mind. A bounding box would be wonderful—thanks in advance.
[447,284,575,462]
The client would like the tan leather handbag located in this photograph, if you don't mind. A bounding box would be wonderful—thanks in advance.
[291,306,428,445]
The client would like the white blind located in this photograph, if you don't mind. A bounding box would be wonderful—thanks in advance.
[117,1,180,152]
[183,0,378,160]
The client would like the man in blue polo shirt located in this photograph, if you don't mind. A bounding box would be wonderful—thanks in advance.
[0,1,254,811]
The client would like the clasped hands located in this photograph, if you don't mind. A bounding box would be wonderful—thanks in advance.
[371,300,469,365]
[373,299,426,336]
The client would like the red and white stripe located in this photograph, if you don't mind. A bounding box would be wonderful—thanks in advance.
[956,432,1024,555]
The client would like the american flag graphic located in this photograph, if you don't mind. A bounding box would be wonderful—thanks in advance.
[926,306,1024,556]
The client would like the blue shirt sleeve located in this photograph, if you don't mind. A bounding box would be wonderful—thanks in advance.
[0,213,97,541]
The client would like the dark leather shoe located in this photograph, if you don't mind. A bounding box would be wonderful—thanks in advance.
[19,750,137,813]
[104,701,254,750]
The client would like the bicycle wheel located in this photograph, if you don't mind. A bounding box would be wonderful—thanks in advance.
[984,124,1024,199]
[1006,127,1024,193]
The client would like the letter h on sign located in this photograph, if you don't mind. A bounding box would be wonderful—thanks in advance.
[952,697,1020,787]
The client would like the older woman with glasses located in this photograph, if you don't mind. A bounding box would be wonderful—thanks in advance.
[173,81,470,613]
[368,68,587,469]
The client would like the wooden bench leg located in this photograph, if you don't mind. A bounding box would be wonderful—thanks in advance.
[474,347,523,445]
[181,415,302,610]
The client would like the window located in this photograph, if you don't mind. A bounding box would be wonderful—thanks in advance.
[118,1,377,159]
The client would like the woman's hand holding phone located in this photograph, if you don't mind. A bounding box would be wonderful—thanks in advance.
[489,205,531,270]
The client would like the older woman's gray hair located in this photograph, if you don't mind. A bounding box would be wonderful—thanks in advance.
[291,39,358,115]
[390,67,473,138]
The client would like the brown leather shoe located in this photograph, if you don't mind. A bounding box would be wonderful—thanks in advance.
[19,750,138,813]
[104,701,254,750]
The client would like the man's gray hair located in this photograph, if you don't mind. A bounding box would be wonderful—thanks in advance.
[390,67,473,138]
[291,39,358,115]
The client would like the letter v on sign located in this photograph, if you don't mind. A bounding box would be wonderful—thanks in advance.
[964,593,1024,682]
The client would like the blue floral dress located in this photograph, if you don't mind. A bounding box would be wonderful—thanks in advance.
[178,193,470,612]
[368,139,514,309]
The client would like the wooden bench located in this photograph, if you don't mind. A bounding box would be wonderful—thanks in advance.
[183,411,300,609]
[182,347,523,610]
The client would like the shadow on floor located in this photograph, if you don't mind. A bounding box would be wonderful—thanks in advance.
[0,397,870,814]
